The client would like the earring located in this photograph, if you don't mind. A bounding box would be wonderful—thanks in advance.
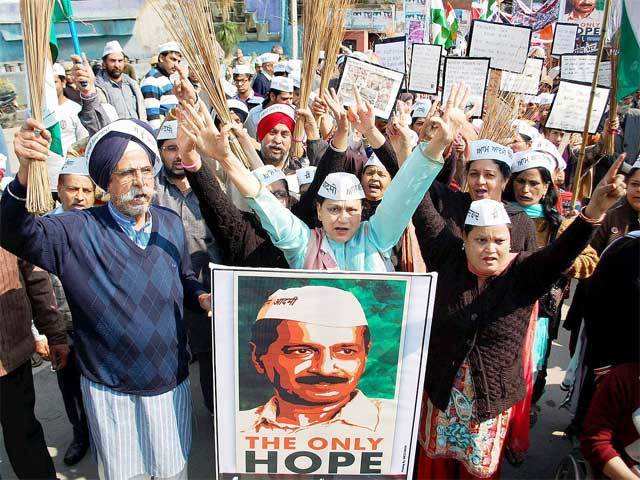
[461,243,465,251]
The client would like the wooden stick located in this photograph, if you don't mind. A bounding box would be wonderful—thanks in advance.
[570,0,612,209]
[605,34,619,156]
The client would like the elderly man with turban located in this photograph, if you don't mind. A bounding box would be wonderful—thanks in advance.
[1,117,211,480]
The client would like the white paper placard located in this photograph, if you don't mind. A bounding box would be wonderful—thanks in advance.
[468,20,532,73]
[408,43,442,94]
[560,54,611,87]
[337,57,405,120]
[500,57,544,95]
[442,57,490,118]
[374,36,406,74]
[552,22,579,56]
[545,80,610,134]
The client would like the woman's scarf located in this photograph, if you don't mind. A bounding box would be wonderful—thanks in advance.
[510,201,545,219]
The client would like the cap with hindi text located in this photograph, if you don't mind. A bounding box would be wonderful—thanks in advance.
[469,140,513,168]
[465,199,511,227]
[511,150,555,175]
[318,172,365,201]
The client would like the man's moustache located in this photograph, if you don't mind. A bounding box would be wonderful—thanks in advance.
[296,375,348,385]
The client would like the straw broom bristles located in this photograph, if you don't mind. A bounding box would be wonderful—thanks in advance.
[319,0,353,93]
[291,0,334,159]
[21,0,55,214]
[150,0,250,167]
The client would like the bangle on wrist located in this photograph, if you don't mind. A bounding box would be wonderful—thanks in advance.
[6,184,26,202]
[579,206,605,224]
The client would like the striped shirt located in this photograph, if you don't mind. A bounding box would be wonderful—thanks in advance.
[140,67,178,131]
[81,376,192,480]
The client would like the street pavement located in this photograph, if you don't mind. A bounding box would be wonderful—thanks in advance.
[0,327,577,479]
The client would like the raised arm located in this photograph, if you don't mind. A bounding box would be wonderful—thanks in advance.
[517,155,628,297]
[0,119,74,275]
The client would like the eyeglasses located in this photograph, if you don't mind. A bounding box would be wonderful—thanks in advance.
[161,145,179,153]
[112,166,154,183]
[234,77,250,84]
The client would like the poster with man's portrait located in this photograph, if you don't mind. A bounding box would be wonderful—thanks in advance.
[559,0,604,54]
[210,267,438,479]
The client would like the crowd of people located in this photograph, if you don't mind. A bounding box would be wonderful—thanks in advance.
[0,28,638,480]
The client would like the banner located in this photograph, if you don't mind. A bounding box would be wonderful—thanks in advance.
[551,22,579,56]
[442,56,490,117]
[468,20,532,73]
[336,57,405,120]
[500,57,544,95]
[408,43,443,94]
[545,79,610,134]
[210,267,438,479]
[511,0,561,31]
[558,0,605,54]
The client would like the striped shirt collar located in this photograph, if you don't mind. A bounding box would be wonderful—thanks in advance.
[108,202,153,249]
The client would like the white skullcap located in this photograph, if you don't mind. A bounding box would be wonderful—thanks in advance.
[252,165,287,186]
[287,59,302,72]
[548,66,560,80]
[0,176,14,191]
[270,76,294,93]
[532,137,565,171]
[318,172,365,201]
[631,157,640,170]
[512,120,540,141]
[274,62,291,74]
[59,156,90,177]
[103,40,124,58]
[363,154,386,171]
[156,120,178,141]
[258,103,296,124]
[350,51,370,62]
[529,45,546,58]
[259,52,280,65]
[411,101,432,119]
[511,150,555,175]
[256,286,368,327]
[465,199,511,227]
[158,41,181,55]
[469,140,514,167]
[52,63,66,78]
[227,98,249,115]
[296,166,317,185]
[233,64,252,75]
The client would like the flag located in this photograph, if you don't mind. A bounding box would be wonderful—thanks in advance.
[50,0,73,62]
[617,0,640,101]
[431,0,459,49]
[472,0,498,20]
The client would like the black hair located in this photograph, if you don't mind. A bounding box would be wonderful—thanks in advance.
[463,223,512,235]
[629,167,640,179]
[251,318,371,358]
[504,167,562,229]
[314,195,364,208]
[465,159,512,180]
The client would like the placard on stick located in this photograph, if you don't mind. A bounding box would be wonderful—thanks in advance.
[442,57,490,118]
[545,80,610,134]
[408,43,442,94]
[552,22,579,56]
[336,57,405,120]
[500,57,544,95]
[374,36,406,74]
[468,20,532,73]
[560,54,611,87]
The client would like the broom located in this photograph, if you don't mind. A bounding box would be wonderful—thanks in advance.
[150,0,250,167]
[291,0,334,159]
[319,0,353,93]
[20,0,55,214]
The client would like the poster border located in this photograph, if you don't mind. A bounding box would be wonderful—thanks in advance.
[336,56,405,120]
[442,56,491,119]
[468,19,533,74]
[407,43,443,95]
[544,79,610,134]
[551,22,579,57]
[210,264,438,478]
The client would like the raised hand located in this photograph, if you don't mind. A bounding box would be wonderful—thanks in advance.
[14,118,51,186]
[347,88,376,136]
[178,101,232,165]
[70,54,96,96]
[322,88,349,131]
[173,65,197,105]
[584,154,627,220]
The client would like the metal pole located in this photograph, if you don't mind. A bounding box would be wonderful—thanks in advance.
[570,0,612,208]
[291,0,298,59]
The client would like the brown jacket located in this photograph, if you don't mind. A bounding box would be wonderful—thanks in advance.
[590,199,640,254]
[0,247,66,376]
